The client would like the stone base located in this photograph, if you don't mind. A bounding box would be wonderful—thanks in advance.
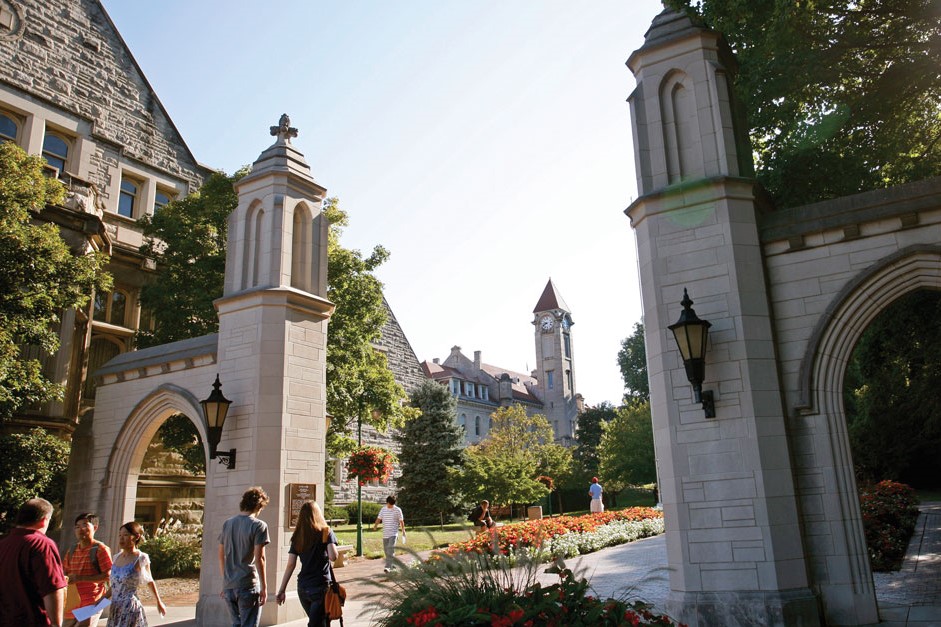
[666,588,821,627]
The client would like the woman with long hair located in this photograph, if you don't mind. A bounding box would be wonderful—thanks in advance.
[109,521,166,627]
[275,501,339,626]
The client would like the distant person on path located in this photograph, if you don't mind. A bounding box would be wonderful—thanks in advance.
[373,495,405,573]
[108,521,166,626]
[589,477,604,513]
[219,486,270,627]
[63,512,113,627]
[275,501,339,626]
[0,498,68,627]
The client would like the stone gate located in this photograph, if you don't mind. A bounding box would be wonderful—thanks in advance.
[627,8,941,626]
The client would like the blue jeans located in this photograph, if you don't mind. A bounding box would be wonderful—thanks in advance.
[224,586,262,627]
[298,584,328,627]
[383,535,397,568]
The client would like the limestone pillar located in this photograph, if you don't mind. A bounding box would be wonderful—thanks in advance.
[625,10,822,625]
[195,115,334,626]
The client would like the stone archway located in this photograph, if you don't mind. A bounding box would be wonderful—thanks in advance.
[103,383,209,537]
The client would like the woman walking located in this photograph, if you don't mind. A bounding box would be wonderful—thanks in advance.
[109,521,166,627]
[276,501,339,626]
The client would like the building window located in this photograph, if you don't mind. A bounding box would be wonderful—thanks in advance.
[139,307,156,332]
[458,414,466,431]
[489,417,493,431]
[567,369,573,392]
[480,387,489,401]
[466,383,475,399]
[0,113,17,143]
[83,337,121,400]
[153,189,172,213]
[93,289,130,326]
[564,332,571,358]
[118,177,139,218]
[476,416,483,434]
[42,132,69,174]
[474,416,481,436]
[547,370,554,390]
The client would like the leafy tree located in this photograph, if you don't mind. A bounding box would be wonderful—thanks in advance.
[138,176,411,456]
[0,428,70,533]
[156,414,205,475]
[598,402,656,506]
[844,289,941,486]
[459,405,569,514]
[666,0,941,208]
[572,402,617,482]
[0,142,111,419]
[395,380,465,525]
[618,322,648,403]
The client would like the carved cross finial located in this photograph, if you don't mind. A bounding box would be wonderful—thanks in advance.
[270,113,298,144]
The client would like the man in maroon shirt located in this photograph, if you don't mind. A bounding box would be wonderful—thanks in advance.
[0,498,68,627]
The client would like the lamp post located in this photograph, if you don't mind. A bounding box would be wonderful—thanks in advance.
[356,412,363,557]
[668,289,716,418]
[202,374,236,468]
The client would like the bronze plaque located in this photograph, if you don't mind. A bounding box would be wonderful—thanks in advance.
[288,483,317,528]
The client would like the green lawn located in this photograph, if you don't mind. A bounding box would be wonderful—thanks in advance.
[332,522,478,559]
[916,487,941,503]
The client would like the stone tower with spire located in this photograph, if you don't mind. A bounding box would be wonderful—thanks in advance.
[625,8,825,626]
[532,279,579,442]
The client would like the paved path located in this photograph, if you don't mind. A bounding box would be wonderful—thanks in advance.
[116,503,941,626]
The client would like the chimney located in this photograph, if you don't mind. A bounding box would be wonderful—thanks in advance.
[474,351,481,370]
[433,358,440,364]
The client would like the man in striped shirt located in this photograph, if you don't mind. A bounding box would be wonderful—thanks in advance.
[373,496,405,572]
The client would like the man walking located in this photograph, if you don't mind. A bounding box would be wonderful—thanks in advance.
[0,498,68,627]
[373,495,405,572]
[63,512,112,627]
[219,486,270,627]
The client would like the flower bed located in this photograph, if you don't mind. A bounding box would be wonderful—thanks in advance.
[859,480,919,571]
[437,507,664,560]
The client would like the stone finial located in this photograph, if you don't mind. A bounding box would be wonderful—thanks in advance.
[269,113,298,144]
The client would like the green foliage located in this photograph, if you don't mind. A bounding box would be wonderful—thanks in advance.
[373,552,682,626]
[137,171,236,347]
[346,500,383,523]
[0,428,70,532]
[859,480,920,571]
[324,504,349,524]
[572,402,617,484]
[0,142,111,418]
[136,174,412,457]
[617,323,649,403]
[844,290,941,486]
[458,405,567,508]
[598,402,656,499]
[156,413,204,475]
[139,529,201,578]
[667,0,941,208]
[395,380,466,525]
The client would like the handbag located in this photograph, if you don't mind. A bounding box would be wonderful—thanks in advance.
[323,528,347,626]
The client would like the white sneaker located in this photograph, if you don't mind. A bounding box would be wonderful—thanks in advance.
[383,567,392,573]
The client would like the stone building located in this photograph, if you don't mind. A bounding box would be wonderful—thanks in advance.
[421,279,583,445]
[0,0,209,437]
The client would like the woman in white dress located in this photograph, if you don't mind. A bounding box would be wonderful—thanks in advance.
[109,521,166,627]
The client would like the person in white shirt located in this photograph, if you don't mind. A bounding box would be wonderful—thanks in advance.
[588,477,604,513]
[372,496,405,572]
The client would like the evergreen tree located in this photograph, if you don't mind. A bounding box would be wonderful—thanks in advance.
[572,402,617,482]
[0,142,110,419]
[617,322,649,403]
[394,380,465,525]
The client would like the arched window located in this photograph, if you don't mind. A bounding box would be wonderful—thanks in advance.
[475,416,481,436]
[0,113,17,143]
[42,132,69,174]
[291,204,313,291]
[153,189,172,213]
[93,289,130,326]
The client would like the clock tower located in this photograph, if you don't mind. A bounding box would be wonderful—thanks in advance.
[533,279,578,442]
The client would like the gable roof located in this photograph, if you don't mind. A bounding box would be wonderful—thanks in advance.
[533,278,571,314]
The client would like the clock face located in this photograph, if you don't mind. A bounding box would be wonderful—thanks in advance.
[540,315,554,331]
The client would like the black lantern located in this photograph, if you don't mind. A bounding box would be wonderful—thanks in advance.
[202,374,236,468]
[668,289,715,418]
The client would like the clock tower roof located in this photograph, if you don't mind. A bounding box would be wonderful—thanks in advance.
[533,279,571,314]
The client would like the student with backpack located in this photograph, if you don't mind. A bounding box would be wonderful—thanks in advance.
[63,512,112,627]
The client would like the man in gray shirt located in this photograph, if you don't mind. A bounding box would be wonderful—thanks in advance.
[218,486,270,627]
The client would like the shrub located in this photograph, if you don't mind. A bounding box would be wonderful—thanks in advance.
[0,428,70,533]
[140,529,201,578]
[859,480,920,571]
[324,504,349,525]
[345,500,382,523]
[372,552,685,626]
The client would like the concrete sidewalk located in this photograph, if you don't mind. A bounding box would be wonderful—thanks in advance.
[115,503,941,626]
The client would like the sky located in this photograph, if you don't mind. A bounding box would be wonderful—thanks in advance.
[104,1,664,406]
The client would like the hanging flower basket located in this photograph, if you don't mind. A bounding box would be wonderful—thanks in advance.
[536,475,555,491]
[347,446,397,486]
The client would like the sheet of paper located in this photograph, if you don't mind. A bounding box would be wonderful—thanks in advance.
[71,597,111,622]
